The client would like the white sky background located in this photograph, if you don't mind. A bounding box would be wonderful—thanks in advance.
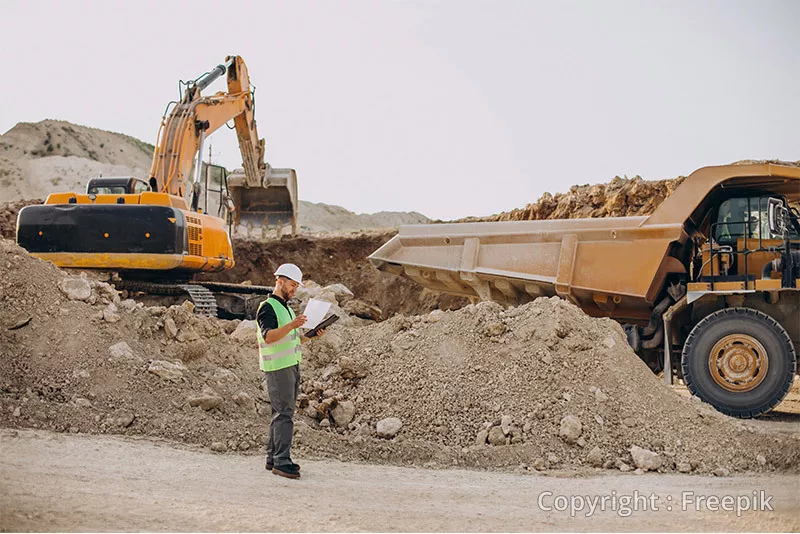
[1,0,798,220]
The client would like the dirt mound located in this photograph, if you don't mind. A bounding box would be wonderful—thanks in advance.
[199,234,467,317]
[0,198,41,238]
[297,201,429,232]
[1,239,797,475]
[0,120,153,202]
[456,160,800,223]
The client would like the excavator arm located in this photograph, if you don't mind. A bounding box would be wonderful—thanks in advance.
[149,55,265,199]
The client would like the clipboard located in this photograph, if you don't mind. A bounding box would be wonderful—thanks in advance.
[304,314,339,338]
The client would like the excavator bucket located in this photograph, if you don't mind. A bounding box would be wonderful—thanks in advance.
[227,165,298,236]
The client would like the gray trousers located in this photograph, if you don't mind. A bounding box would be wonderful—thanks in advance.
[263,364,300,467]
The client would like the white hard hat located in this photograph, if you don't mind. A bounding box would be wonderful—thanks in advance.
[274,263,304,286]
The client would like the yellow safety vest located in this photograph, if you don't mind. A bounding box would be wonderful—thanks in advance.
[256,297,302,372]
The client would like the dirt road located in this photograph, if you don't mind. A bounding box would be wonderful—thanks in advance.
[1,429,797,532]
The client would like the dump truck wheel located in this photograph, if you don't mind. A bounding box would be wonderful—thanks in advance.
[682,307,795,418]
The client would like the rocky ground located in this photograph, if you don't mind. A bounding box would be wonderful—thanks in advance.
[1,238,798,478]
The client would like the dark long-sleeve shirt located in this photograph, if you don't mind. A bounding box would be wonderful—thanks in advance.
[256,294,293,339]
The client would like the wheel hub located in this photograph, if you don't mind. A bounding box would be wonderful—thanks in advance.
[708,334,768,392]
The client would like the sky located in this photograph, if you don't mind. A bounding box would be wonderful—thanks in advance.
[1,0,798,220]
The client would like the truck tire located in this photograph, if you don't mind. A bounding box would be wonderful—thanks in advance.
[682,307,796,418]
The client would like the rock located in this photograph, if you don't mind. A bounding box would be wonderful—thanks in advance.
[615,459,632,472]
[188,393,224,411]
[483,322,506,337]
[112,411,135,428]
[72,369,90,379]
[181,300,195,313]
[331,400,356,427]
[343,299,383,321]
[427,309,445,323]
[487,426,506,446]
[594,388,609,402]
[594,415,604,425]
[108,341,141,363]
[319,418,331,428]
[232,391,254,410]
[118,299,137,313]
[376,417,403,438]
[147,360,187,381]
[73,398,92,409]
[634,468,644,475]
[210,442,226,453]
[60,277,92,301]
[500,415,513,436]
[12,407,20,417]
[546,453,560,465]
[630,445,662,471]
[475,429,489,445]
[164,316,179,339]
[558,415,582,443]
[587,446,604,467]
[602,335,616,349]
[532,457,547,470]
[622,417,637,428]
[676,462,693,473]
[323,283,354,303]
[756,454,767,466]
[576,437,587,448]
[102,304,121,323]
[339,356,367,379]
[230,320,257,345]
[712,467,731,477]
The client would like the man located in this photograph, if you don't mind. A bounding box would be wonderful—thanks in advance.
[257,263,324,479]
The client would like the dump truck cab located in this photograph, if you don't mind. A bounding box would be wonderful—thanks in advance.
[370,161,800,418]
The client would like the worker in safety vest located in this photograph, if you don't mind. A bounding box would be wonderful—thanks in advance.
[257,263,326,479]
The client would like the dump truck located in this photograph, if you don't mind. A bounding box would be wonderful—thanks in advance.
[369,162,800,418]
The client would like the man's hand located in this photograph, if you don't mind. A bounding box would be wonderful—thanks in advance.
[315,328,326,337]
[290,315,307,329]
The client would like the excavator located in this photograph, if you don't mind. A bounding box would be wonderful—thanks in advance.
[16,55,297,317]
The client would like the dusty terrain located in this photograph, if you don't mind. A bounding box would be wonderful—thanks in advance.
[2,429,798,532]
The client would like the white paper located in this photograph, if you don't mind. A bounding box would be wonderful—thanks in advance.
[302,298,331,330]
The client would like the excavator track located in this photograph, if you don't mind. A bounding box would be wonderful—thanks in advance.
[113,280,218,317]
[178,284,218,317]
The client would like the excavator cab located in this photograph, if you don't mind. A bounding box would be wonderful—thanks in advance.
[86,177,151,196]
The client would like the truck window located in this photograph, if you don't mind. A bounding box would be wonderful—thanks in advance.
[133,181,150,194]
[87,185,127,195]
[716,197,795,244]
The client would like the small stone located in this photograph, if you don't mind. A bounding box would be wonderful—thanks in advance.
[587,446,604,467]
[60,277,92,301]
[576,437,587,448]
[319,419,331,428]
[712,467,730,477]
[500,415,513,436]
[148,360,187,381]
[376,417,403,439]
[756,454,767,466]
[12,407,21,417]
[630,445,662,471]
[210,442,226,453]
[164,317,179,339]
[634,468,644,475]
[331,400,356,427]
[595,415,605,425]
[602,335,616,349]
[181,300,195,313]
[188,394,223,411]
[558,415,582,443]
[74,398,92,408]
[475,429,489,445]
[427,309,445,323]
[484,322,506,337]
[676,462,692,473]
[487,426,506,446]
[616,460,632,472]
[113,412,135,428]
[594,388,609,402]
[532,457,547,470]
[108,341,141,363]
[622,417,637,428]
[102,305,121,323]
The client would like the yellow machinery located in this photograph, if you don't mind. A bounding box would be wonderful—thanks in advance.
[370,162,800,417]
[17,56,294,316]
